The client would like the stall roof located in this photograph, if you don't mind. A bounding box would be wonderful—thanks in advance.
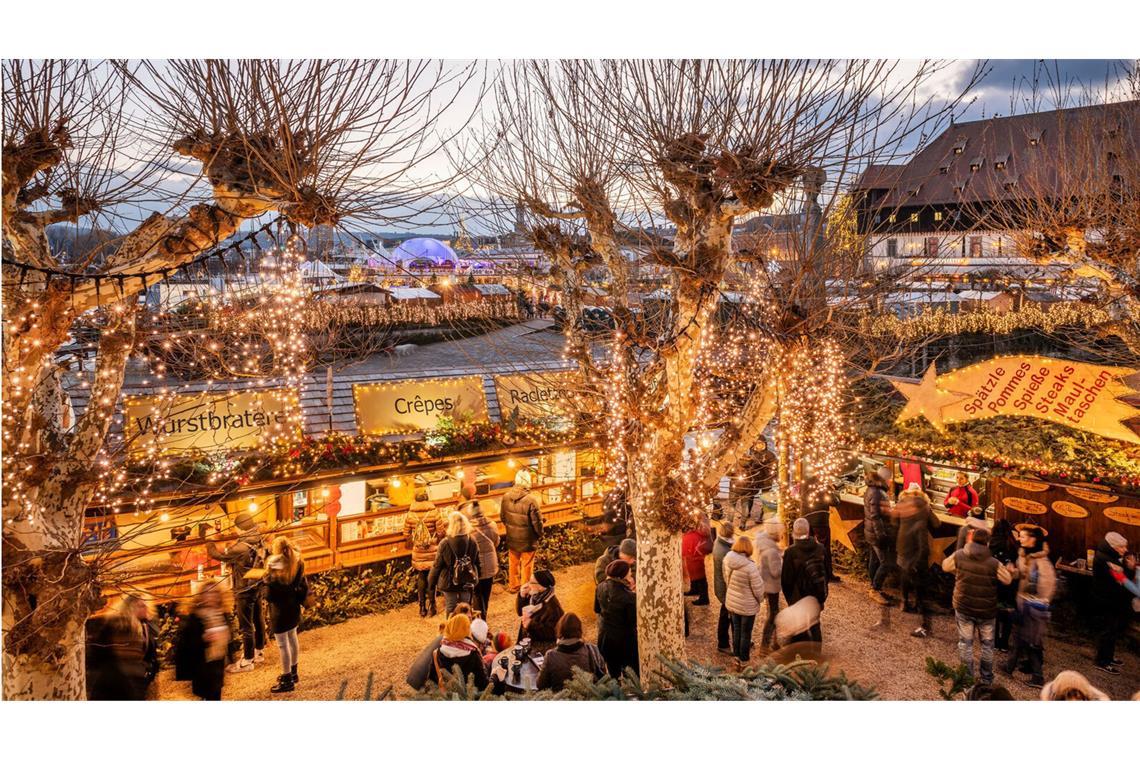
[471,283,511,296]
[385,286,441,300]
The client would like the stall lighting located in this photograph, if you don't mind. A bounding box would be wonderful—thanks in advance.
[390,477,402,487]
[247,500,258,513]
[159,512,170,522]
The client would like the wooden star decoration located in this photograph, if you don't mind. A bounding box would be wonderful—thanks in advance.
[930,535,957,564]
[829,506,863,552]
[890,363,971,433]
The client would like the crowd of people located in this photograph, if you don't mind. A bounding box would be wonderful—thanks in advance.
[84,462,1139,701]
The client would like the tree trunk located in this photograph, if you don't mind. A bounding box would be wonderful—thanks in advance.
[634,521,686,682]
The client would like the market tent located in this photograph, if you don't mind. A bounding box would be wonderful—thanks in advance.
[299,259,343,283]
[391,238,458,266]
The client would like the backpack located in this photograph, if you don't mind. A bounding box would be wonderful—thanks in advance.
[411,514,433,551]
[450,536,478,590]
[800,545,829,603]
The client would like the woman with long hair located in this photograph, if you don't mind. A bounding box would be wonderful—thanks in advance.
[265,536,308,694]
[428,510,483,616]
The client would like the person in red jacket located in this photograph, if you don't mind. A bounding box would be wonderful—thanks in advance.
[945,471,980,518]
[682,517,712,605]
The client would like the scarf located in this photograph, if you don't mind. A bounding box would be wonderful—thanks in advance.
[439,638,480,658]
[528,586,554,612]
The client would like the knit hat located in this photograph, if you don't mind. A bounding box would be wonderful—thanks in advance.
[532,569,556,589]
[1106,532,1128,550]
[1040,670,1109,701]
[492,632,512,652]
[469,617,489,645]
[606,559,631,579]
[792,517,810,539]
[619,538,637,559]
[443,613,472,641]
[234,512,256,532]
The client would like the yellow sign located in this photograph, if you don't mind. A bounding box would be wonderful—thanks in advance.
[1003,497,1047,515]
[494,371,581,421]
[124,390,299,455]
[1104,507,1140,527]
[1064,485,1119,504]
[1051,501,1090,519]
[891,356,1140,444]
[1002,476,1050,492]
[354,377,488,434]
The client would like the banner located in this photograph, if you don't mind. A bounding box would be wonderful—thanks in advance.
[493,371,581,421]
[891,356,1140,444]
[354,376,488,434]
[125,390,299,455]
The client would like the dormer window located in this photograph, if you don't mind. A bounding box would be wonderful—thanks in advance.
[952,137,968,155]
[1002,175,1019,191]
[1027,129,1043,146]
[908,185,922,197]
[953,179,969,195]
[969,155,983,173]
[994,153,1009,171]
[938,163,951,175]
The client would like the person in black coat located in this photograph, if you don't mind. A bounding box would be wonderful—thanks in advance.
[537,612,606,692]
[86,594,149,700]
[594,559,639,678]
[806,492,841,583]
[781,518,828,643]
[428,511,483,616]
[1091,532,1132,674]
[265,537,308,693]
[174,586,230,700]
[426,613,489,691]
[516,569,564,654]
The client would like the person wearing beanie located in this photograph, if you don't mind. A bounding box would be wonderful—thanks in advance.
[426,613,488,691]
[682,516,712,605]
[470,618,490,652]
[463,486,500,616]
[955,505,990,552]
[516,570,564,654]
[501,469,544,593]
[1039,670,1109,701]
[781,517,828,643]
[537,612,606,692]
[1002,525,1055,686]
[595,558,638,678]
[894,483,938,638]
[944,471,979,518]
[206,511,266,673]
[404,490,446,618]
[1091,530,1132,675]
[711,522,736,653]
[942,528,1013,686]
[863,468,896,604]
[594,537,638,585]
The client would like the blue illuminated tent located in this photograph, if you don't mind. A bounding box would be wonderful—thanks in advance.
[390,238,458,267]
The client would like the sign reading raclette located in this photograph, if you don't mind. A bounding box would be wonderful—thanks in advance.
[493,371,581,422]
[354,376,488,434]
[125,390,299,455]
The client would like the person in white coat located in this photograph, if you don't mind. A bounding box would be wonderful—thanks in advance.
[754,518,784,651]
[722,535,766,662]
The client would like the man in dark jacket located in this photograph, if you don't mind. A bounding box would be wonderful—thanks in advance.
[941,528,1013,685]
[711,522,735,653]
[207,511,266,672]
[500,470,543,593]
[863,468,895,601]
[781,518,828,643]
[1091,531,1132,675]
[593,538,636,585]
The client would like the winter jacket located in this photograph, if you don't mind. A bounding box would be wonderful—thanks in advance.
[1009,545,1056,609]
[863,481,891,543]
[427,640,489,691]
[173,608,227,700]
[955,514,989,552]
[753,533,783,595]
[682,528,712,581]
[895,493,938,572]
[942,542,1007,619]
[594,578,638,673]
[265,559,308,633]
[1091,539,1131,614]
[781,537,828,607]
[944,484,979,518]
[205,530,265,594]
[428,534,482,592]
[723,550,766,616]
[594,545,621,584]
[85,614,148,700]
[516,591,564,653]
[403,501,445,571]
[406,635,443,690]
[536,639,606,692]
[711,532,733,603]
[469,512,500,579]
[500,486,544,552]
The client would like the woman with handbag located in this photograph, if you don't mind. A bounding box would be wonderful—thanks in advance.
[265,536,308,694]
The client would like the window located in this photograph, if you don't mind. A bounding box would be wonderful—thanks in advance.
[909,212,919,223]
[952,137,968,155]
[1027,129,1042,146]
[887,213,896,224]
[969,155,983,172]
[994,153,1009,171]
[886,238,898,257]
[934,211,943,222]
[938,163,951,174]
[969,237,983,257]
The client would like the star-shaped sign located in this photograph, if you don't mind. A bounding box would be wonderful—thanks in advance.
[829,506,863,553]
[890,364,972,433]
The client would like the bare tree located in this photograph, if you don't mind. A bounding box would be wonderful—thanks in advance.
[1,58,478,700]
[476,60,973,676]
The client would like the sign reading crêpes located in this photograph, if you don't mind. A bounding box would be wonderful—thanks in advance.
[354,377,488,434]
[493,371,581,421]
[891,356,1140,444]
[125,390,299,455]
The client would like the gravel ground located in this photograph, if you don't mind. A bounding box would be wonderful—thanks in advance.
[155,558,1140,701]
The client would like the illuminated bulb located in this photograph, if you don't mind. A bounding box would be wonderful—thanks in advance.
[248,500,258,513]
[390,477,402,487]
[160,512,170,522]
